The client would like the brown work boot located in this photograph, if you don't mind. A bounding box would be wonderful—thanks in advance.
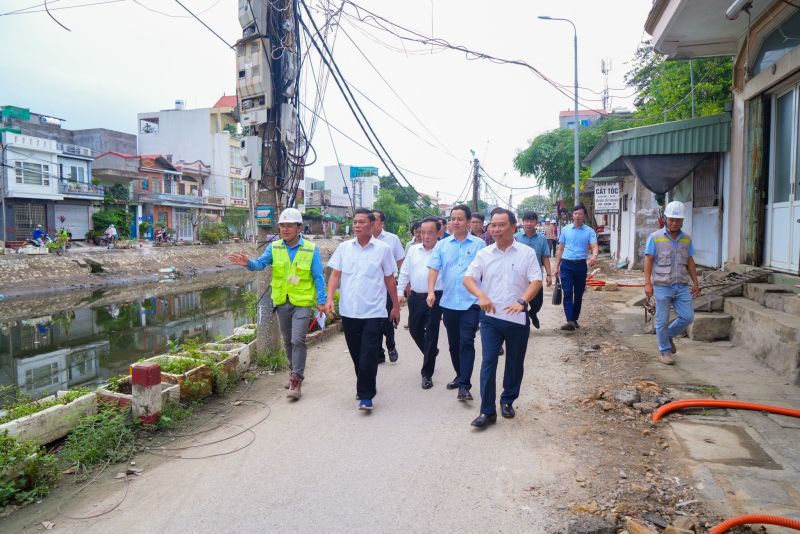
[287,373,302,400]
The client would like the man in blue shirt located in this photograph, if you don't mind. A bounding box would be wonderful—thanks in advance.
[427,204,485,401]
[32,225,45,246]
[554,204,598,331]
[229,208,326,400]
[515,211,553,329]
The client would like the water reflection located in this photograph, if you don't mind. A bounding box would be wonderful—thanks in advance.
[0,283,254,405]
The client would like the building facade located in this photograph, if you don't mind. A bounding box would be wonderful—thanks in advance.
[321,164,380,213]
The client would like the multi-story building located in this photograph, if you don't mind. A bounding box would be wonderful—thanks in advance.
[321,164,380,213]
[0,105,136,242]
[137,97,247,222]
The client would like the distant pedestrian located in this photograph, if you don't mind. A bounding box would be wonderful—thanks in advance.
[105,224,118,248]
[470,212,493,245]
[644,201,700,365]
[544,218,557,256]
[438,217,449,240]
[554,204,598,331]
[464,208,542,428]
[427,204,485,401]
[372,210,405,363]
[229,208,326,400]
[325,208,400,411]
[398,217,443,389]
[32,224,45,246]
[515,211,552,329]
[404,220,422,255]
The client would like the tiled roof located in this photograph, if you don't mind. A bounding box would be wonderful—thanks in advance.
[213,95,238,109]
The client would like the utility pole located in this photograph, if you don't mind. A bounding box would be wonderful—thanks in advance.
[471,157,480,213]
[237,1,293,358]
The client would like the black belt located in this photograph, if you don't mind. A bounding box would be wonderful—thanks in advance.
[562,258,586,263]
[412,290,441,297]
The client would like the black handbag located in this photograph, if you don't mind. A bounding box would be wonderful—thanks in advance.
[552,277,563,306]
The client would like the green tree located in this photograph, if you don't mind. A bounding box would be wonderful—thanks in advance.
[513,118,628,199]
[373,189,412,236]
[223,207,249,237]
[625,40,733,124]
[517,195,552,217]
[378,175,438,222]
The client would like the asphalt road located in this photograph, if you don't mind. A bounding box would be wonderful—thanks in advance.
[11,291,585,534]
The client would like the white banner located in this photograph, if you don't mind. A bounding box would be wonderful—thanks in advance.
[594,183,620,214]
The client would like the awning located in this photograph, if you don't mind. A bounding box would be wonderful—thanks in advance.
[583,113,730,194]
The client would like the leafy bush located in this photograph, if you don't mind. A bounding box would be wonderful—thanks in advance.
[231,332,256,344]
[0,432,60,506]
[59,408,135,476]
[138,221,151,237]
[92,209,131,238]
[199,223,229,244]
[152,357,203,375]
[255,349,288,371]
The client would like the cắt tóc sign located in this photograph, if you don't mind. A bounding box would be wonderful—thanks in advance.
[594,183,620,214]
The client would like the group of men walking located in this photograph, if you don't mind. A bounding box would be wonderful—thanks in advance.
[231,198,700,429]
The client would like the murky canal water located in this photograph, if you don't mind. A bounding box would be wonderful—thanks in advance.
[0,278,255,405]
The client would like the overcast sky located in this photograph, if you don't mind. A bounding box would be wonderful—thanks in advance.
[1,0,652,206]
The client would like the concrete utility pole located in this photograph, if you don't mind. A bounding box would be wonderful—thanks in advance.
[237,0,291,358]
[471,157,480,213]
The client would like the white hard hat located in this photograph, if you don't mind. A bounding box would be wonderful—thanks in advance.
[664,201,685,219]
[278,207,303,224]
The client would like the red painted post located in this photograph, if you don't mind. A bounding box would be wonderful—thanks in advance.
[131,362,162,425]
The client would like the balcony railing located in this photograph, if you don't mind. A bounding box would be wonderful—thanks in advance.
[58,181,105,197]
[204,195,227,206]
[136,192,204,206]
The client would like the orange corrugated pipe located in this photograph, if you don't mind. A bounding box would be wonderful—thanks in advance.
[711,514,800,533]
[652,399,800,423]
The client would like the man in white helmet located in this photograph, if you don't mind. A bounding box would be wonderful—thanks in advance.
[643,201,701,365]
[229,207,326,399]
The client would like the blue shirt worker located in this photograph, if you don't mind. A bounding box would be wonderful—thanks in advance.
[644,201,700,365]
[32,225,45,246]
[464,208,542,429]
[229,207,326,400]
[554,204,598,331]
[325,209,400,412]
[427,204,486,402]
[515,211,553,329]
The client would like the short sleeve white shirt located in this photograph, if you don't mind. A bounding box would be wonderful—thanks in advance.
[465,241,542,325]
[328,237,397,319]
[376,230,405,263]
[397,243,442,295]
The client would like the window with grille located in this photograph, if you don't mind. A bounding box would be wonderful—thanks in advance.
[15,161,50,185]
[230,178,247,199]
[693,156,720,208]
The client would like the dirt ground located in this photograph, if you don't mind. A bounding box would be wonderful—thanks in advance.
[3,257,729,533]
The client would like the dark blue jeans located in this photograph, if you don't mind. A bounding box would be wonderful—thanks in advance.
[478,315,529,416]
[441,305,480,389]
[560,259,588,322]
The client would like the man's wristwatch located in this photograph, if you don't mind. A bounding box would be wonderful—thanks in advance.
[516,298,526,306]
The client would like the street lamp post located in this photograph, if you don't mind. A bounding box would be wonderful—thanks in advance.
[539,15,579,206]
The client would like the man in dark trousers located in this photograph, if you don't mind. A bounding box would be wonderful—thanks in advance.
[397,217,443,389]
[427,204,486,401]
[554,204,598,331]
[464,208,542,428]
[325,209,400,411]
[514,211,553,329]
[372,210,405,363]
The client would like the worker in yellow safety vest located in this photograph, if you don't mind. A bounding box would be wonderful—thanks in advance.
[229,207,326,399]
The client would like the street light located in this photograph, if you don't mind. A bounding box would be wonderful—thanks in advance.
[538,15,580,206]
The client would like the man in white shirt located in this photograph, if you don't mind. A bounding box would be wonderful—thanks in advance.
[464,208,543,428]
[325,209,400,411]
[372,210,405,363]
[398,217,443,389]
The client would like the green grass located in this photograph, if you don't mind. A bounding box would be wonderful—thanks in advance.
[152,356,203,375]
[155,400,193,431]
[59,408,135,478]
[254,349,289,371]
[0,431,60,506]
[0,388,92,424]
[231,332,256,344]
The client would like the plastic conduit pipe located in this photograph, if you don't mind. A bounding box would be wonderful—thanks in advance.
[711,514,800,533]
[652,399,800,423]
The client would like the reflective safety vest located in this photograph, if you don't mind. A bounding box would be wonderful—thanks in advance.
[649,229,692,286]
[271,240,317,307]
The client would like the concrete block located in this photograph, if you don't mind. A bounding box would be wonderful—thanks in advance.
[132,362,162,425]
[0,391,97,445]
[724,297,800,383]
[744,283,791,310]
[687,312,732,341]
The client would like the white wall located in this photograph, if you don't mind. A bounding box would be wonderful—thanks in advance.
[324,164,353,208]
[3,133,61,200]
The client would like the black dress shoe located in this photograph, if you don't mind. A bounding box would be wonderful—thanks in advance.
[388,348,399,362]
[446,378,460,390]
[457,387,473,401]
[470,413,497,428]
[501,403,515,418]
[531,314,540,329]
[421,376,433,389]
